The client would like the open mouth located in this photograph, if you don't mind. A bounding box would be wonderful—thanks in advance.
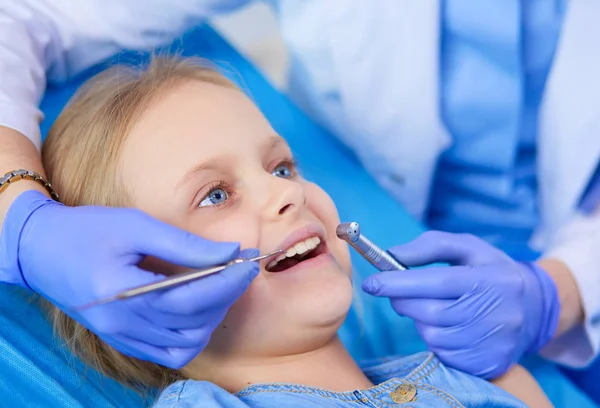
[265,236,327,273]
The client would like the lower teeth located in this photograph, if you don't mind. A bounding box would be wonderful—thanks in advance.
[268,251,314,271]
[270,257,300,272]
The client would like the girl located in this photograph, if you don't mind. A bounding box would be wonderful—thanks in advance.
[42,56,551,407]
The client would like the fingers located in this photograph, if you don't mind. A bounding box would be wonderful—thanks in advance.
[389,299,465,326]
[429,347,500,378]
[130,211,242,268]
[99,266,166,296]
[164,346,209,369]
[102,334,201,368]
[123,320,209,349]
[388,230,503,267]
[417,323,515,379]
[126,260,259,329]
[144,261,260,315]
[85,306,208,348]
[239,248,260,259]
[132,307,223,330]
[129,296,227,330]
[414,320,501,350]
[81,258,259,365]
[362,266,476,299]
[389,285,506,326]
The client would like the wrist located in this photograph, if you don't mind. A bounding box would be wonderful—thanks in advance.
[536,258,584,338]
[0,126,47,225]
[1,179,50,201]
[0,190,56,288]
[525,261,561,352]
[0,179,53,223]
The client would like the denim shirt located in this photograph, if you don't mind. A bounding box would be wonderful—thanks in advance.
[153,352,526,407]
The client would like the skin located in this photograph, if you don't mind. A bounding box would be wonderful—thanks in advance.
[494,365,553,408]
[120,81,367,392]
[0,126,48,223]
[538,258,584,339]
[117,80,551,406]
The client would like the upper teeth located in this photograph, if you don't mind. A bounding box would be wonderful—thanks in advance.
[267,236,321,269]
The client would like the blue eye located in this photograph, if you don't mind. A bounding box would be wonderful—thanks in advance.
[199,187,228,207]
[272,162,294,178]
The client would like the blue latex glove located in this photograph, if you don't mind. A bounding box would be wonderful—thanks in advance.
[362,231,560,379]
[0,190,259,368]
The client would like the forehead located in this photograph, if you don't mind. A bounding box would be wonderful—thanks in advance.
[120,81,277,174]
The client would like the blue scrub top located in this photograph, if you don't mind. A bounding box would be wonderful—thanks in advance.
[427,0,567,257]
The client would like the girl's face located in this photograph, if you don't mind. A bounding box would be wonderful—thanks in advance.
[119,80,353,364]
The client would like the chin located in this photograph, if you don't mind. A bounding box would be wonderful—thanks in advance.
[255,291,353,356]
[208,271,352,357]
[288,272,354,329]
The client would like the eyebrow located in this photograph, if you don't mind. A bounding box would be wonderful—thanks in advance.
[177,135,288,188]
[265,135,287,151]
[177,159,222,189]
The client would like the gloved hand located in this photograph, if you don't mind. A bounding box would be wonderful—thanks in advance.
[0,190,259,368]
[362,231,560,379]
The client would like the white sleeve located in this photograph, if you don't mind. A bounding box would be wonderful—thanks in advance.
[0,0,247,152]
[540,209,600,367]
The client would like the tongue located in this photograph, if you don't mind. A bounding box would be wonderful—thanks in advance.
[269,257,301,273]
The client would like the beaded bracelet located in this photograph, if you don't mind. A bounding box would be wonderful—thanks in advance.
[0,169,59,201]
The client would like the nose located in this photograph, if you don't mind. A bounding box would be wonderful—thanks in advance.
[263,177,306,220]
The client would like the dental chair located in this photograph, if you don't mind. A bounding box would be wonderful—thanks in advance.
[0,24,596,407]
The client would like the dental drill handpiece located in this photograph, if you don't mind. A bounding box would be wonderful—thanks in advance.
[336,222,408,271]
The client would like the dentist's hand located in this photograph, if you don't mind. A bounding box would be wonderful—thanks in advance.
[362,231,560,379]
[0,191,259,368]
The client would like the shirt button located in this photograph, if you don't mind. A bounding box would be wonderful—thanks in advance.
[390,383,416,403]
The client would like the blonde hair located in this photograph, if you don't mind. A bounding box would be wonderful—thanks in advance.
[41,56,238,391]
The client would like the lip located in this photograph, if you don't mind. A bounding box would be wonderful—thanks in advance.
[262,223,327,267]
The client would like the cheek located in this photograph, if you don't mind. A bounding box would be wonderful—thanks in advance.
[304,182,339,224]
[189,210,260,250]
[304,183,352,273]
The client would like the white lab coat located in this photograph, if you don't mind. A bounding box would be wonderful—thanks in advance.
[1,0,599,367]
